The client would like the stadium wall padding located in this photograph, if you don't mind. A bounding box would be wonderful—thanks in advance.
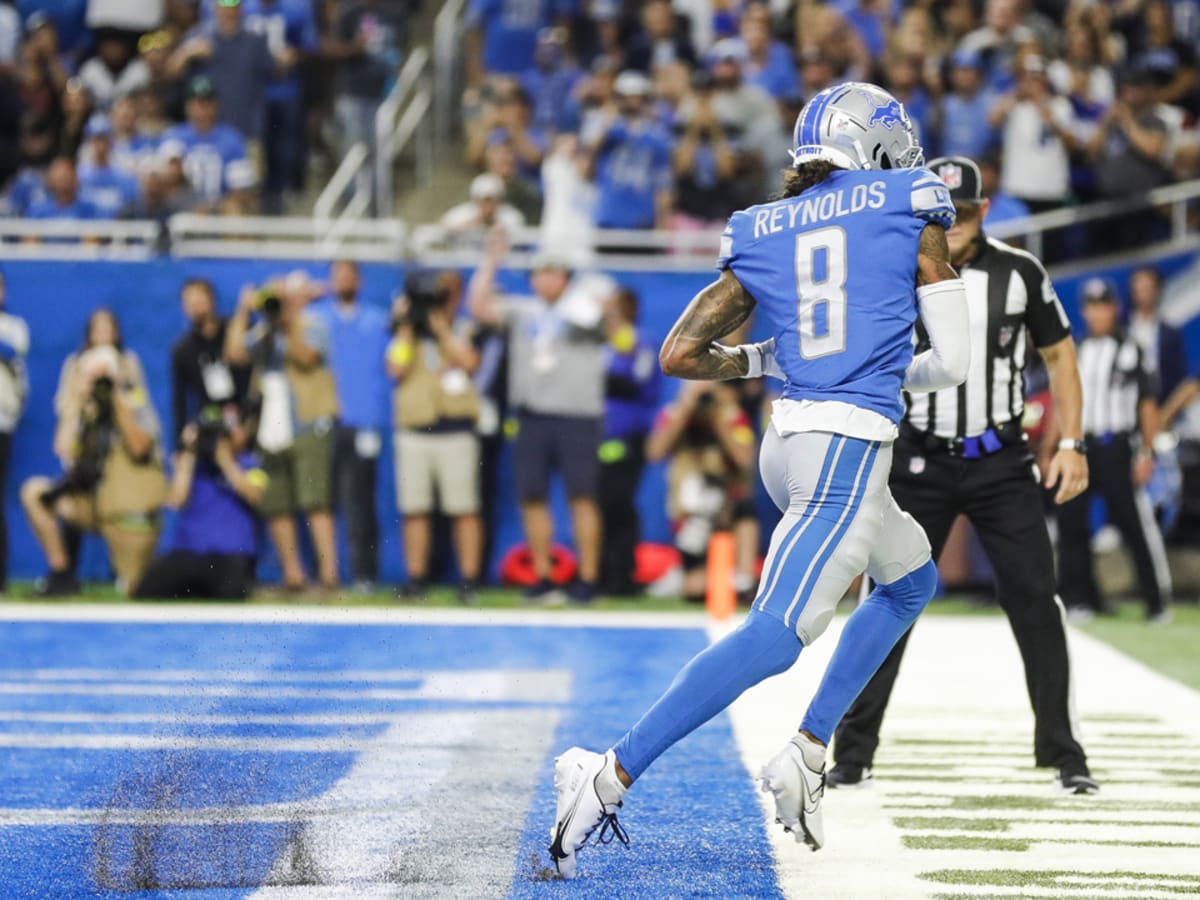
[1,251,1195,584]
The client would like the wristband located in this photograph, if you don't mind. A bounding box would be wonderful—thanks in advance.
[742,344,764,379]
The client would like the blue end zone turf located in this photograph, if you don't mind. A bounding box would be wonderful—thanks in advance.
[0,617,784,898]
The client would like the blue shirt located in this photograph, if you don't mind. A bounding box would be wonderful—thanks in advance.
[939,91,996,160]
[78,163,141,217]
[162,122,247,201]
[242,0,320,102]
[25,194,104,219]
[467,0,557,75]
[520,64,583,133]
[605,331,661,439]
[984,191,1030,226]
[744,42,799,99]
[18,0,87,55]
[173,454,260,556]
[718,167,955,423]
[594,119,673,229]
[311,298,390,431]
[5,169,46,215]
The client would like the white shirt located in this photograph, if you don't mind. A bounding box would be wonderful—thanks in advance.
[440,201,525,249]
[77,58,151,110]
[87,0,165,31]
[1000,97,1073,201]
[1129,314,1160,376]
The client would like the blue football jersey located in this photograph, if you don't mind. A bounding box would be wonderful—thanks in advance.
[717,167,954,423]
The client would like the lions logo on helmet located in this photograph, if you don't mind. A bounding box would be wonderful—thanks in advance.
[791,82,924,172]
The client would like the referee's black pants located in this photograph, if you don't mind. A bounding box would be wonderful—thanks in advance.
[833,438,1087,772]
[1057,436,1167,616]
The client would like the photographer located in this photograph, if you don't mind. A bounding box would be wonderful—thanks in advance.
[387,272,483,603]
[171,277,247,451]
[133,408,264,600]
[21,310,166,596]
[225,273,340,591]
[647,381,757,605]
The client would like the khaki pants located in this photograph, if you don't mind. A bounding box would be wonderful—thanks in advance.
[61,493,160,590]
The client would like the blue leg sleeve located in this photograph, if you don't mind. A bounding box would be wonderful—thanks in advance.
[799,558,938,743]
[613,610,802,782]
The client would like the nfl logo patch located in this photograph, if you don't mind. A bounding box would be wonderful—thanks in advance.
[938,163,962,190]
[910,456,926,475]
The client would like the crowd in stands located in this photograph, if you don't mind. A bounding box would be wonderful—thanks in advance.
[0,0,409,221]
[452,0,1200,254]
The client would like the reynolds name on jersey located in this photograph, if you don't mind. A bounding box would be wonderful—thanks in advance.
[718,167,955,425]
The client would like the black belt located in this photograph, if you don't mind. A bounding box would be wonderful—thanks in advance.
[900,420,1025,458]
[1085,431,1131,446]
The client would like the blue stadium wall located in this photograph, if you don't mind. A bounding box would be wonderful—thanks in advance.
[2,252,1196,584]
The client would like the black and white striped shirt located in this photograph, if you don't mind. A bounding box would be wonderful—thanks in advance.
[905,236,1071,439]
[1078,331,1150,436]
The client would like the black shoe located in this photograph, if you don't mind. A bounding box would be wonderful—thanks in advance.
[826,763,873,789]
[1058,766,1100,795]
[34,570,80,598]
[566,580,597,605]
[397,578,429,602]
[457,580,480,606]
[524,579,564,606]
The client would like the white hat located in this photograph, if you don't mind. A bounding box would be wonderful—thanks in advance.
[225,158,258,191]
[470,173,505,200]
[614,70,652,97]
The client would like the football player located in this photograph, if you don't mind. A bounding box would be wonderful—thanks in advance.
[549,82,970,878]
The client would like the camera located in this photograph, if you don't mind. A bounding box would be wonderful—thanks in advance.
[191,406,229,461]
[255,289,283,323]
[393,271,448,336]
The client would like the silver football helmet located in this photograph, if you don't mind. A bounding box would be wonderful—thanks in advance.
[790,82,925,171]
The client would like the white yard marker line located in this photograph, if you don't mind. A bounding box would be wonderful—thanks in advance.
[0,669,569,704]
[721,615,1200,900]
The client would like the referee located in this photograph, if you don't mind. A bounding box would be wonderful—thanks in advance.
[1058,278,1171,622]
[828,156,1098,794]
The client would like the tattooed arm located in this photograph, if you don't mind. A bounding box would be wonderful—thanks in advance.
[659,269,758,381]
[904,223,970,392]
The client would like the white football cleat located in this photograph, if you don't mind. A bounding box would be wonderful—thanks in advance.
[548,748,628,879]
[759,734,826,851]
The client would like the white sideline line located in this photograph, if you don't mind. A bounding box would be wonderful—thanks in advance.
[0,668,450,683]
[0,733,417,752]
[0,602,710,629]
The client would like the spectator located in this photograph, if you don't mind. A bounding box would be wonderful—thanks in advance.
[133,410,264,600]
[737,3,797,101]
[23,3,89,63]
[26,154,103,218]
[959,0,1037,93]
[466,0,554,83]
[646,381,756,605]
[520,26,581,135]
[170,276,246,450]
[598,286,659,596]
[671,70,746,229]
[161,74,248,207]
[703,39,786,182]
[77,112,139,217]
[440,172,526,249]
[1048,20,1115,117]
[796,47,836,103]
[137,29,180,112]
[939,50,997,160]
[106,94,151,173]
[976,151,1029,225]
[135,138,202,219]
[57,77,94,159]
[1130,0,1198,113]
[584,70,673,231]
[310,260,389,590]
[244,0,317,214]
[469,232,609,603]
[22,308,164,596]
[225,273,340,591]
[387,271,484,603]
[327,0,403,195]
[21,13,68,100]
[219,156,259,213]
[1128,265,1188,403]
[171,0,276,167]
[990,55,1076,217]
[483,138,541,223]
[884,53,932,148]
[77,28,149,110]
[1088,65,1173,249]
[625,0,697,75]
[468,81,547,188]
[0,269,29,593]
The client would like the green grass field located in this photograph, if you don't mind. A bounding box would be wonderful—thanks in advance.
[5,586,1197,691]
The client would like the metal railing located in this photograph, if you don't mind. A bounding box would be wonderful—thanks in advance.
[169,214,406,262]
[375,47,433,219]
[313,141,370,224]
[433,0,470,152]
[0,219,160,260]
